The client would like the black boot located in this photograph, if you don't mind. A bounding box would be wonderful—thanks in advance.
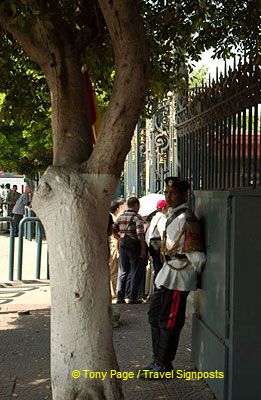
[150,326,160,364]
[139,327,175,379]
[156,328,181,368]
[141,326,160,371]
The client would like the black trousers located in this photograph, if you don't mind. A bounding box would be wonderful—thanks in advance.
[148,287,189,366]
[13,213,23,236]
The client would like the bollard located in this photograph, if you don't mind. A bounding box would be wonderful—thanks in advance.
[0,217,15,281]
[46,251,50,279]
[24,207,28,239]
[27,208,33,241]
[35,222,42,279]
[17,217,43,280]
[24,207,34,241]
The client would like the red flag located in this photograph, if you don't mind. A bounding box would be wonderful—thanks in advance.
[83,71,100,144]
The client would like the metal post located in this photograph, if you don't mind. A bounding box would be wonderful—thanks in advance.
[232,114,237,187]
[247,106,253,186]
[210,123,215,189]
[218,118,223,189]
[17,217,43,280]
[0,217,15,281]
[223,116,227,188]
[24,207,28,239]
[46,250,50,279]
[237,111,242,187]
[35,222,42,279]
[253,104,258,187]
[214,121,219,189]
[135,122,141,197]
[242,109,247,186]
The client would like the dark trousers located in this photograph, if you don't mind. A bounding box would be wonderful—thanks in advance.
[13,213,23,236]
[149,245,163,281]
[148,287,189,366]
[117,244,143,301]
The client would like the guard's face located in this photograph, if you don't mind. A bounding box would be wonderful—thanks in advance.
[164,186,184,208]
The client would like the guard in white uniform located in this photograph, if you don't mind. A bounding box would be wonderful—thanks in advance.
[140,177,206,376]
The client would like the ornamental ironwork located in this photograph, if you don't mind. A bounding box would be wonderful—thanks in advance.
[176,55,261,190]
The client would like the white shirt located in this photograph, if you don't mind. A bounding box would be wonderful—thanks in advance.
[155,203,206,291]
[147,211,166,245]
[12,193,30,215]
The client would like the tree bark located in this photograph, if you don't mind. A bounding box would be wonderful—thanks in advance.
[33,167,123,400]
[43,51,93,166]
[85,0,149,176]
[1,1,149,399]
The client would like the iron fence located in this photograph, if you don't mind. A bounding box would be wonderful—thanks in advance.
[176,56,261,190]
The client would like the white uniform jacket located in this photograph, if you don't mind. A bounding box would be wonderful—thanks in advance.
[155,203,206,291]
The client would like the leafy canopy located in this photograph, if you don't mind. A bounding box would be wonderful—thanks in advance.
[0,0,259,172]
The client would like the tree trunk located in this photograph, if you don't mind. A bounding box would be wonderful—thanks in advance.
[43,50,93,166]
[33,167,123,400]
[0,3,149,398]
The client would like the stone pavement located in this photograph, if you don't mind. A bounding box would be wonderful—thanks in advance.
[0,281,50,312]
[0,280,216,400]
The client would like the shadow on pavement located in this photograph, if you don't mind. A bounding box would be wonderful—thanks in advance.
[0,303,215,399]
[0,308,51,399]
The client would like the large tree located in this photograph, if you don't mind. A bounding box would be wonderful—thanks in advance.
[0,1,259,399]
[1,1,149,399]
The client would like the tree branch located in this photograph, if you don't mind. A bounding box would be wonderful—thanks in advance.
[0,11,48,66]
[0,0,77,70]
[83,0,150,177]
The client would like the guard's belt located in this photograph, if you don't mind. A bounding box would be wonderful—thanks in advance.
[165,254,187,261]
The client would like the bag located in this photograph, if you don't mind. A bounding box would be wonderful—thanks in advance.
[121,234,141,252]
[149,216,162,251]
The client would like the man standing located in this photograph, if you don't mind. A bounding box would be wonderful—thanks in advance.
[113,197,146,304]
[2,183,11,217]
[109,199,126,298]
[148,199,168,280]
[141,177,206,375]
[6,185,21,216]
[12,185,32,236]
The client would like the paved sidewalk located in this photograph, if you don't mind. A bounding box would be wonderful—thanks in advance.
[0,280,50,312]
[0,283,216,400]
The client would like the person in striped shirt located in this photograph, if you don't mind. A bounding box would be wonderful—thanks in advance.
[113,197,146,304]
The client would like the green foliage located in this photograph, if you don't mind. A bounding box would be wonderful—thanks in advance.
[140,0,259,113]
[189,66,208,88]
[0,117,52,176]
[0,34,52,174]
[0,34,50,124]
[0,0,259,171]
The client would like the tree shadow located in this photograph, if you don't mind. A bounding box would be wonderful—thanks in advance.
[112,303,215,400]
[0,308,51,399]
[0,303,215,399]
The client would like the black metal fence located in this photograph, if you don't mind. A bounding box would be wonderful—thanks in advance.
[176,57,261,190]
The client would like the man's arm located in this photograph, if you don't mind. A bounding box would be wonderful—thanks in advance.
[136,215,147,258]
[137,233,147,258]
[112,218,122,241]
